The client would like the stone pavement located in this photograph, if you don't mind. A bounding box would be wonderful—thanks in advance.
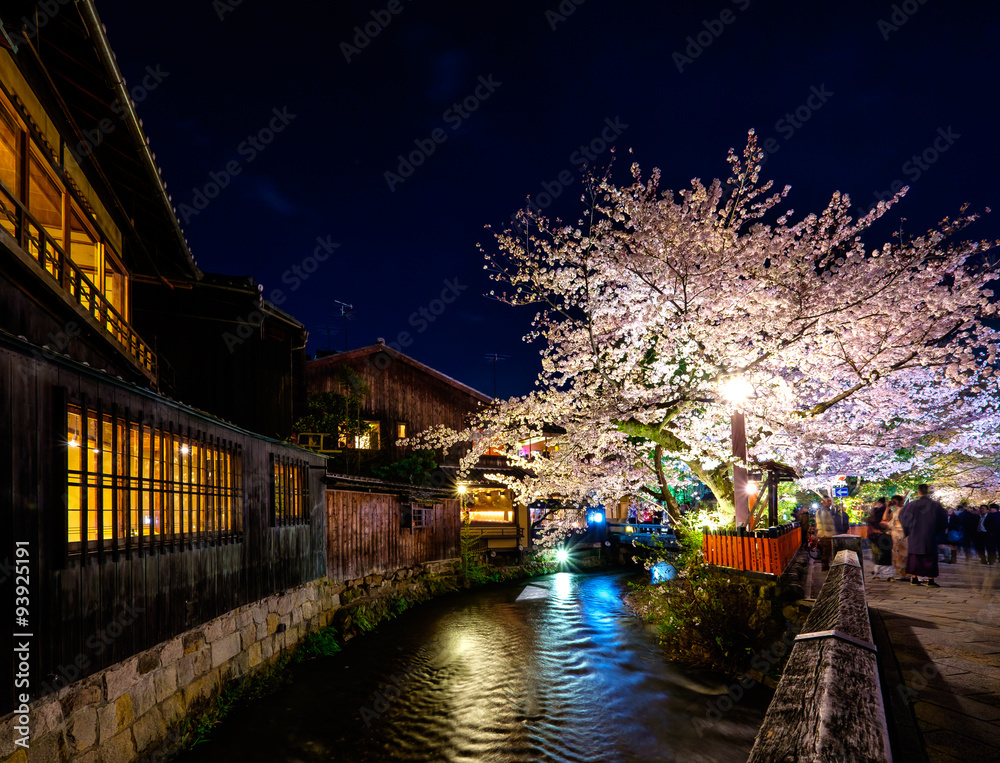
[808,550,1000,763]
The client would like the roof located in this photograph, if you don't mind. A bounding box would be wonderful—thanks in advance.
[436,463,533,487]
[0,1,198,282]
[309,342,492,403]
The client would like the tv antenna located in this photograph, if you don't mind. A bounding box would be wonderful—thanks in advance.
[484,353,510,398]
[331,300,354,352]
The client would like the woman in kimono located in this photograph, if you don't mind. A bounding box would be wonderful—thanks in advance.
[888,495,908,580]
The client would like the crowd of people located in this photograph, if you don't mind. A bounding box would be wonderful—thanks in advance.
[865,487,999,587]
[791,485,998,587]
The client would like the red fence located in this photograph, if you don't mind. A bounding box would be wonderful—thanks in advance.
[702,523,801,577]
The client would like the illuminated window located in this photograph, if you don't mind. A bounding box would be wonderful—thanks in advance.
[0,106,20,239]
[396,422,406,439]
[28,151,63,272]
[0,94,135,357]
[272,456,309,526]
[340,420,380,450]
[466,488,514,523]
[67,403,243,552]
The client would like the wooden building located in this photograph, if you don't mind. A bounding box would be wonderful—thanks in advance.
[306,342,532,554]
[0,1,325,717]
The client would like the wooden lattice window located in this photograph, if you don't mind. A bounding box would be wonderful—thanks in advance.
[66,400,243,555]
[272,455,309,526]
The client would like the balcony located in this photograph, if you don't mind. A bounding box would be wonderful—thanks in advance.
[0,182,156,379]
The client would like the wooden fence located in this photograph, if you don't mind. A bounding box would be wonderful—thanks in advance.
[702,523,801,577]
[326,490,461,581]
[847,524,869,538]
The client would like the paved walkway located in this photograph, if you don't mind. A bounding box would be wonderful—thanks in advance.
[808,550,1000,762]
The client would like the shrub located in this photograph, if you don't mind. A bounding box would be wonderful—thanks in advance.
[628,555,785,674]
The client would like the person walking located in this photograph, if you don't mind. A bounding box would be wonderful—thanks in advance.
[887,495,908,581]
[974,505,993,564]
[868,498,894,580]
[943,508,962,564]
[984,504,1000,565]
[796,505,810,547]
[816,497,835,571]
[899,484,948,587]
[959,503,980,561]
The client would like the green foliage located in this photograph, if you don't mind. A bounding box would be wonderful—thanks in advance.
[293,626,343,661]
[460,515,489,584]
[181,654,292,748]
[293,368,371,443]
[627,555,786,674]
[181,621,346,750]
[372,449,438,485]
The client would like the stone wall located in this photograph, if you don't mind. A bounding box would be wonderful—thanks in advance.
[0,560,461,763]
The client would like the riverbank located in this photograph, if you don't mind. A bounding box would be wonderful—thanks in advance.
[174,551,614,755]
[174,569,768,763]
[623,551,811,684]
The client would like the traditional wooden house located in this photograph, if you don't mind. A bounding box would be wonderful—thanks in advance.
[306,341,532,554]
[0,1,326,721]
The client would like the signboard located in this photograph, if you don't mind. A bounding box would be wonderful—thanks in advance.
[834,486,849,497]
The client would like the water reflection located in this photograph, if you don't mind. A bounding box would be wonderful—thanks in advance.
[177,571,769,763]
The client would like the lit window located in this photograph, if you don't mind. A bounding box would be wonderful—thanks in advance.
[340,421,380,450]
[0,106,20,239]
[66,403,243,552]
[272,456,309,526]
[397,422,406,439]
[466,488,514,523]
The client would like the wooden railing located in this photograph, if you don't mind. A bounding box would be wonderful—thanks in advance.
[0,181,156,378]
[702,523,801,577]
[748,550,891,761]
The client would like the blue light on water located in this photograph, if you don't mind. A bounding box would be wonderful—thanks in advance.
[651,562,677,584]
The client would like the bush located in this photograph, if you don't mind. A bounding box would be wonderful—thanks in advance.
[628,555,785,674]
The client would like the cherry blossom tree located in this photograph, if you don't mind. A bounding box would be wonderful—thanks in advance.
[415,132,1000,529]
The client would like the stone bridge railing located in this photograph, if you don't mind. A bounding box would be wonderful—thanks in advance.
[747,549,892,762]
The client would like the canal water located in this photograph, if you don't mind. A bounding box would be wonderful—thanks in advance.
[176,570,771,762]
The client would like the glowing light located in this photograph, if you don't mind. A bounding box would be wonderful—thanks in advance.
[651,562,678,583]
[747,481,759,494]
[721,376,753,405]
[457,484,467,494]
[812,502,819,509]
[180,445,190,455]
[68,439,79,448]
[555,548,570,564]
[554,571,572,598]
[588,511,604,524]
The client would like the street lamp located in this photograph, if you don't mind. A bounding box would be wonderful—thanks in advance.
[722,375,752,528]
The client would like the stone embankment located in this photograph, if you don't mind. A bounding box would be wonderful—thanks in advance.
[0,560,461,763]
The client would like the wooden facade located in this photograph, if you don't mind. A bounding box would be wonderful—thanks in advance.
[132,273,308,440]
[0,336,327,716]
[306,341,492,472]
[325,490,461,581]
[0,3,322,716]
[0,6,466,726]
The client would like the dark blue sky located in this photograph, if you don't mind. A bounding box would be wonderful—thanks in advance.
[97,0,1000,398]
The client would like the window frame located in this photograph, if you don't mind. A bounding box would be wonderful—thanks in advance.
[271,454,310,527]
[65,397,244,558]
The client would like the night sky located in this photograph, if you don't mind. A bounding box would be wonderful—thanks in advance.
[95,0,1000,399]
